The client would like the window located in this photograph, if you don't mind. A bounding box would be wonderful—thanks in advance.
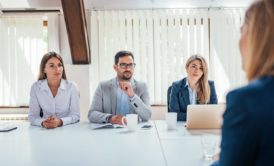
[0,15,47,106]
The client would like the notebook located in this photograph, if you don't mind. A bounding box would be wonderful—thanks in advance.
[89,123,124,129]
[0,122,18,132]
[186,104,226,129]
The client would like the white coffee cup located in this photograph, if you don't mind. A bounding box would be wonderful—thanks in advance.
[165,112,177,130]
[121,114,138,131]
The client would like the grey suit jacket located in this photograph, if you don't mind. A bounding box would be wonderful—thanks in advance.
[88,78,151,123]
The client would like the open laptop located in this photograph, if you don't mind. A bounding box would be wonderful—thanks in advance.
[186,104,226,129]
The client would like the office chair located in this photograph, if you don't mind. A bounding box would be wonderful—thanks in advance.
[167,85,172,112]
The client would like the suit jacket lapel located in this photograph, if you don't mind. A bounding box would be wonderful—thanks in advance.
[110,78,117,115]
[182,87,190,105]
[132,79,137,94]
[181,78,190,105]
[128,79,137,113]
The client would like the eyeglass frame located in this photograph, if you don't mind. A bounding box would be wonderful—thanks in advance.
[118,63,136,69]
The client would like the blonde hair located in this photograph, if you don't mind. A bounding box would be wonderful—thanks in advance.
[244,0,274,81]
[38,51,67,80]
[185,55,210,104]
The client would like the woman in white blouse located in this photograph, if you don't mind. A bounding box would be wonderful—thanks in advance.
[28,52,80,129]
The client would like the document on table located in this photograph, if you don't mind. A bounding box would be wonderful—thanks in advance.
[89,123,124,129]
[0,122,17,132]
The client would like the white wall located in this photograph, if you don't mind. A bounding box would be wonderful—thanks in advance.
[65,65,91,122]
[59,14,72,64]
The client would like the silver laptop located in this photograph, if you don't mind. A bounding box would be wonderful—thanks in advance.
[186,104,226,129]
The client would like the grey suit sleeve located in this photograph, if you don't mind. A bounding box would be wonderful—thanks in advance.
[130,83,151,121]
[88,84,112,123]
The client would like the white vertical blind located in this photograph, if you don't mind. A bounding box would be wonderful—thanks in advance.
[47,14,60,53]
[90,10,155,100]
[210,9,246,102]
[90,11,100,97]
[0,15,45,106]
[153,9,210,103]
[0,9,246,106]
[0,14,60,106]
[90,9,210,104]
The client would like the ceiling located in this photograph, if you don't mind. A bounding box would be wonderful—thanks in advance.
[0,0,254,11]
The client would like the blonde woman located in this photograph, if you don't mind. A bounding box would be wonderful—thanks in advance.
[213,0,274,165]
[28,52,80,129]
[168,55,218,121]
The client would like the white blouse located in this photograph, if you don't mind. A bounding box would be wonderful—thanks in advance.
[28,79,80,127]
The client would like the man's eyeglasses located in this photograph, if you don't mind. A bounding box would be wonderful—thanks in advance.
[118,63,136,69]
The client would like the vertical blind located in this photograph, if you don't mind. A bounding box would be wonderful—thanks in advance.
[0,15,45,106]
[0,9,245,106]
[0,14,60,106]
[210,9,246,100]
[90,8,245,104]
[90,9,212,104]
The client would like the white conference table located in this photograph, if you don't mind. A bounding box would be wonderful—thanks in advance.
[0,120,221,166]
[154,121,221,166]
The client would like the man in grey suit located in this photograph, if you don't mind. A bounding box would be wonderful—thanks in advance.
[88,51,151,124]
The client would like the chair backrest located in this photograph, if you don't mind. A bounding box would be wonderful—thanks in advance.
[167,85,172,112]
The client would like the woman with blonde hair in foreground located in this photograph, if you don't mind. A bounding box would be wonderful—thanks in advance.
[213,0,274,165]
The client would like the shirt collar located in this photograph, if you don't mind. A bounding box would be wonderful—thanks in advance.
[40,79,49,91]
[185,78,190,88]
[59,79,66,90]
[40,79,66,91]
[116,77,120,87]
